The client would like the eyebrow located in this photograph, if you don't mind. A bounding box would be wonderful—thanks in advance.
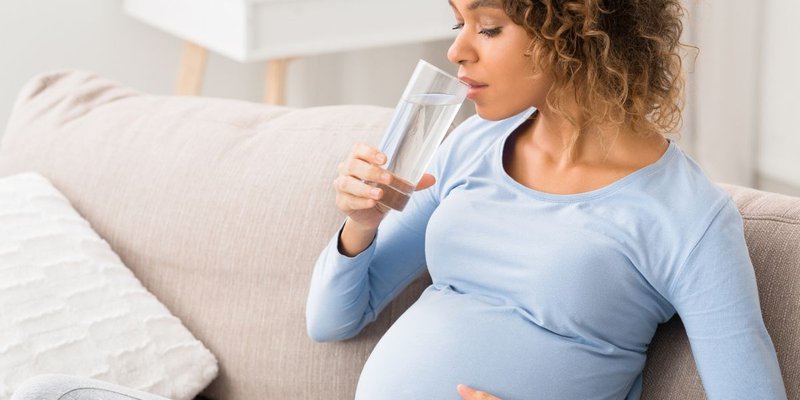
[448,0,503,11]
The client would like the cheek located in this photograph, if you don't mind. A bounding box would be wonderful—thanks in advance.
[513,56,553,102]
[515,76,550,109]
[502,61,543,99]
[475,68,550,119]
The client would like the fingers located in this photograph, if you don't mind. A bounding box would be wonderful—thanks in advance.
[456,384,501,400]
[338,158,391,186]
[334,143,389,213]
[339,144,391,185]
[352,143,387,167]
[335,192,377,211]
[334,175,384,202]
[336,144,435,215]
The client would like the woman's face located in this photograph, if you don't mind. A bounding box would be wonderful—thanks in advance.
[447,0,552,120]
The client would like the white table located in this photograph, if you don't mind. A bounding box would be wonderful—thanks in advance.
[124,0,457,104]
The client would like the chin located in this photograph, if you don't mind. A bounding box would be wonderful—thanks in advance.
[474,103,529,121]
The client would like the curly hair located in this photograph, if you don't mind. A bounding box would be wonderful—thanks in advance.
[502,0,688,157]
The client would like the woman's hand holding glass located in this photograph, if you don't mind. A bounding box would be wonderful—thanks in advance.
[334,143,435,230]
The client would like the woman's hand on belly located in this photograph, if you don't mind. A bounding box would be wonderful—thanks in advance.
[457,384,502,400]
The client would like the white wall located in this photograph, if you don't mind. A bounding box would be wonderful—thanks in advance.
[672,0,799,194]
[1,0,178,128]
[1,0,798,195]
[758,0,800,189]
[687,0,763,187]
[0,0,466,136]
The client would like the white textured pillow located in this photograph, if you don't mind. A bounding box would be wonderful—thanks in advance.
[0,172,218,400]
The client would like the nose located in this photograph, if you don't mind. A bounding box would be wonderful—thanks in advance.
[447,29,477,66]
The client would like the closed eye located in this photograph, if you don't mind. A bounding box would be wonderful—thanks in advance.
[451,23,502,38]
[481,27,502,37]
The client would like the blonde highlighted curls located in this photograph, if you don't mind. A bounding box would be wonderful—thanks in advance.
[503,0,688,156]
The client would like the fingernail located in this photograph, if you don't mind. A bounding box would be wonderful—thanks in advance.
[376,153,386,163]
[381,172,391,183]
[371,188,381,198]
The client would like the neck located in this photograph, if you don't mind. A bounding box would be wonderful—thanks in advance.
[522,107,667,171]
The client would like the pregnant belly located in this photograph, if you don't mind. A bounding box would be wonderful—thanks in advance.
[355,285,644,400]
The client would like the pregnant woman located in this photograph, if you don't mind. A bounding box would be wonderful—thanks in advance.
[9,0,787,399]
[305,0,788,399]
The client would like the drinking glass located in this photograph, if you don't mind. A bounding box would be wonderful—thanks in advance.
[372,59,469,211]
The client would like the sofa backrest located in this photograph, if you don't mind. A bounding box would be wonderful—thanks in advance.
[1,71,797,399]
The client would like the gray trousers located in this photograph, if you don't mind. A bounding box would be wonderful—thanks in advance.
[11,375,171,400]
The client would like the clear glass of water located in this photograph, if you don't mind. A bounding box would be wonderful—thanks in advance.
[373,59,469,212]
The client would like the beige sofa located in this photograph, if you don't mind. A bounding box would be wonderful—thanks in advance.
[1,71,797,400]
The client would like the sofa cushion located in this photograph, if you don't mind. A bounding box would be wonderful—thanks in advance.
[0,172,218,400]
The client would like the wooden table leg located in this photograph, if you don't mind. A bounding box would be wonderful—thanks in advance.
[176,41,208,96]
[264,58,294,105]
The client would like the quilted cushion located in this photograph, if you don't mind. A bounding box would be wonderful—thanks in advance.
[0,172,218,400]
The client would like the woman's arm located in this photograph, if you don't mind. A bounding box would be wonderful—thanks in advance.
[668,200,787,399]
[305,184,438,342]
[338,217,379,257]
[304,134,459,342]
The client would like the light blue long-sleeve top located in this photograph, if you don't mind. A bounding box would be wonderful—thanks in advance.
[305,107,787,400]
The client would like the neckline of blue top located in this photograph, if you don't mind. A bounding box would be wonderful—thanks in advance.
[493,107,678,203]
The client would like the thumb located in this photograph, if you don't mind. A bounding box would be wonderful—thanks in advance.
[415,173,436,191]
[457,384,488,399]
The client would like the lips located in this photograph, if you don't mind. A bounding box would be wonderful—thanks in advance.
[458,76,488,88]
[459,76,488,99]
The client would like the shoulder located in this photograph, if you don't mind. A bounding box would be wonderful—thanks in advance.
[612,142,742,298]
[646,142,734,225]
[604,142,736,248]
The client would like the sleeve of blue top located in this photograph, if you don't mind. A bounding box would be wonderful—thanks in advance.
[667,199,787,399]
[305,141,450,343]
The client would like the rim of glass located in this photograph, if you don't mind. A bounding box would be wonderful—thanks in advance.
[417,59,470,87]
